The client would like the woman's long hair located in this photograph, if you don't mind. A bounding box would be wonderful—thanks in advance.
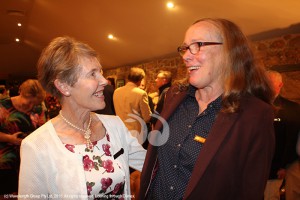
[193,18,273,113]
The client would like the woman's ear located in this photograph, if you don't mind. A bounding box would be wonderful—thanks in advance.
[54,79,70,96]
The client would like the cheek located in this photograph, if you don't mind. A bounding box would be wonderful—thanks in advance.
[21,102,34,113]
[77,81,96,92]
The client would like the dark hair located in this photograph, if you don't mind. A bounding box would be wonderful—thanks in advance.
[37,36,98,98]
[0,85,6,94]
[192,18,273,113]
[107,77,116,89]
[128,67,145,83]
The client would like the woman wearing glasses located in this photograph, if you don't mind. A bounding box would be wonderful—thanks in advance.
[139,18,275,200]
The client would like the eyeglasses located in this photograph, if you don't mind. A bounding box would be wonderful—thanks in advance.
[177,41,223,56]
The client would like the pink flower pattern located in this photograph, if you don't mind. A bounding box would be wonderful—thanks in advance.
[86,182,95,195]
[102,144,111,156]
[106,133,110,142]
[101,177,112,192]
[64,132,125,197]
[112,182,124,194]
[102,159,114,173]
[65,144,75,153]
[83,155,94,171]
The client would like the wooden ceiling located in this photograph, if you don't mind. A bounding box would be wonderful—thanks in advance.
[0,0,300,79]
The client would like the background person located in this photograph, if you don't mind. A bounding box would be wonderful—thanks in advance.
[0,79,46,195]
[154,70,172,114]
[113,67,152,146]
[18,36,146,199]
[107,77,116,90]
[139,18,275,200]
[139,78,155,149]
[95,84,115,115]
[265,70,300,200]
[0,85,9,100]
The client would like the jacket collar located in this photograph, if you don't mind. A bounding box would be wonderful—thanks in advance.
[158,82,172,95]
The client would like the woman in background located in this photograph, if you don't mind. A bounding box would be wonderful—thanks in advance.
[0,79,46,195]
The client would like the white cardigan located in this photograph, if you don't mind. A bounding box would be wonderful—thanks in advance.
[18,114,146,200]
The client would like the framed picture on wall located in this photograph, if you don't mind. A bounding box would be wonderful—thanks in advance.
[116,79,125,88]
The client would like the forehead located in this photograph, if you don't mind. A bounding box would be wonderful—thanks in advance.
[22,95,42,104]
[78,56,101,70]
[184,21,221,43]
[157,73,166,78]
[268,73,282,83]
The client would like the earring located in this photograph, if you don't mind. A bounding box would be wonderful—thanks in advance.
[65,91,70,96]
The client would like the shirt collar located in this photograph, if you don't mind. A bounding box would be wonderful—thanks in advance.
[187,85,222,110]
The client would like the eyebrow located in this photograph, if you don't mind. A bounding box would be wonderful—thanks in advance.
[182,39,199,46]
[86,67,100,75]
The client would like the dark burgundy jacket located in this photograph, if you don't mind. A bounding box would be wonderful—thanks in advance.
[139,85,275,200]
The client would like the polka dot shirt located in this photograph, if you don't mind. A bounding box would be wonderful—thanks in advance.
[150,86,222,199]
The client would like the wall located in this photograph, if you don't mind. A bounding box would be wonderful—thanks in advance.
[254,34,300,103]
[104,34,300,104]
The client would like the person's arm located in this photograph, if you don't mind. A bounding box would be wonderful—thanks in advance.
[139,92,152,123]
[240,105,275,199]
[120,118,146,171]
[0,131,22,145]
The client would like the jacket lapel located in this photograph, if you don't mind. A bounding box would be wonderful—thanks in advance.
[156,87,187,129]
[144,86,188,198]
[184,111,239,199]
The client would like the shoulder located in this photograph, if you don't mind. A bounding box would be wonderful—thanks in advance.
[22,121,53,148]
[0,97,12,106]
[95,114,128,142]
[113,86,122,94]
[164,84,188,102]
[96,113,120,120]
[96,114,125,128]
[241,95,272,110]
[131,86,146,94]
[160,87,170,96]
[239,95,274,118]
[278,96,300,108]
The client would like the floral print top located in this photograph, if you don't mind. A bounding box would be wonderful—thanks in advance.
[0,98,39,170]
[65,132,125,200]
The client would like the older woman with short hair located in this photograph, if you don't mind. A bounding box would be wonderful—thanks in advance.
[18,36,146,200]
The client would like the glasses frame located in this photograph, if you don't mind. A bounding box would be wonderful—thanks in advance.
[177,41,223,56]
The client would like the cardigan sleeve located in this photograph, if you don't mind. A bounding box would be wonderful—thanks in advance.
[100,114,146,172]
[117,115,146,171]
[126,129,146,171]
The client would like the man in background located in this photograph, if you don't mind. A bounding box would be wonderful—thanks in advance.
[113,67,152,146]
[154,70,172,114]
[265,70,300,200]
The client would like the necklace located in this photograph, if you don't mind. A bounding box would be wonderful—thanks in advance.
[59,110,93,152]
